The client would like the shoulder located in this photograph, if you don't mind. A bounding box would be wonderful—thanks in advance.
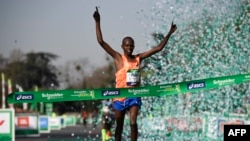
[114,52,122,59]
[134,54,142,61]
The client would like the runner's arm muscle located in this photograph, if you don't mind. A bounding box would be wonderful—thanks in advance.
[93,7,119,59]
[139,22,177,60]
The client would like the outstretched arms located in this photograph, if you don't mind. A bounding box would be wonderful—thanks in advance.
[93,7,118,58]
[139,22,177,60]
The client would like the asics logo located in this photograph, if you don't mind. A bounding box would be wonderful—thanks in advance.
[102,90,120,96]
[187,82,205,90]
[15,94,34,100]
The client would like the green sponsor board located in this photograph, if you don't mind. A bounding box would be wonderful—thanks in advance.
[64,116,76,127]
[7,73,250,103]
[0,109,15,141]
[45,103,53,116]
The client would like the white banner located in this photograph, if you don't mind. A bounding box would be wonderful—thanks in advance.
[49,117,61,130]
[0,109,15,141]
[15,115,38,129]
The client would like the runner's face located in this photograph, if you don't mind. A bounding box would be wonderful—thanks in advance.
[122,39,134,56]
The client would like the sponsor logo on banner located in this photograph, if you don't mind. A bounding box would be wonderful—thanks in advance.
[0,120,4,125]
[158,84,181,93]
[17,117,29,127]
[175,84,181,92]
[72,90,95,99]
[42,93,64,100]
[102,90,120,96]
[213,79,235,86]
[159,85,176,92]
[128,88,150,95]
[40,117,49,129]
[187,82,205,90]
[15,94,34,101]
[245,75,250,79]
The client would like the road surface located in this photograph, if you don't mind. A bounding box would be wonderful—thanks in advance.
[16,124,102,141]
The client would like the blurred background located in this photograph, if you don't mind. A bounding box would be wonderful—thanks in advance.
[0,0,249,140]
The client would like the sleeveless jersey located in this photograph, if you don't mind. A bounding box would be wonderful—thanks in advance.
[113,54,140,102]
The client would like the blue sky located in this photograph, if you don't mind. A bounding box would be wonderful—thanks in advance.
[0,0,160,66]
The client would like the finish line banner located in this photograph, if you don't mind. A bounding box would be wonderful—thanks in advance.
[7,73,250,104]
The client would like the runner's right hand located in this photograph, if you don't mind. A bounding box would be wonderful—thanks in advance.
[93,6,100,22]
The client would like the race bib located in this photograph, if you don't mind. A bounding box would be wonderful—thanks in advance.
[126,69,140,86]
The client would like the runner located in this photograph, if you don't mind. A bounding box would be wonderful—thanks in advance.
[101,106,114,141]
[93,7,177,141]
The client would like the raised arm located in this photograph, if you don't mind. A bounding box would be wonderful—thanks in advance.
[139,22,177,60]
[93,7,118,58]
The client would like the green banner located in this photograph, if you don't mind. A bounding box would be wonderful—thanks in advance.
[7,73,250,104]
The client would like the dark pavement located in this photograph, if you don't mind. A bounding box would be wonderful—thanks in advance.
[16,124,102,141]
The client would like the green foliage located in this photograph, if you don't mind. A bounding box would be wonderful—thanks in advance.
[3,52,59,91]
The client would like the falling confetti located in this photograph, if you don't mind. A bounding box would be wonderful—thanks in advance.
[133,0,250,140]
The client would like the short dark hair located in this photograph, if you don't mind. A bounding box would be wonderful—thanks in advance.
[122,36,134,45]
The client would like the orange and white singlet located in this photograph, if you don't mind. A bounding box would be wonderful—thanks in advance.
[113,54,140,102]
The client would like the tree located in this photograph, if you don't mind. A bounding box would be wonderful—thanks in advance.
[54,55,116,114]
[79,56,115,112]
[4,52,59,90]
[0,54,7,69]
[58,58,91,89]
